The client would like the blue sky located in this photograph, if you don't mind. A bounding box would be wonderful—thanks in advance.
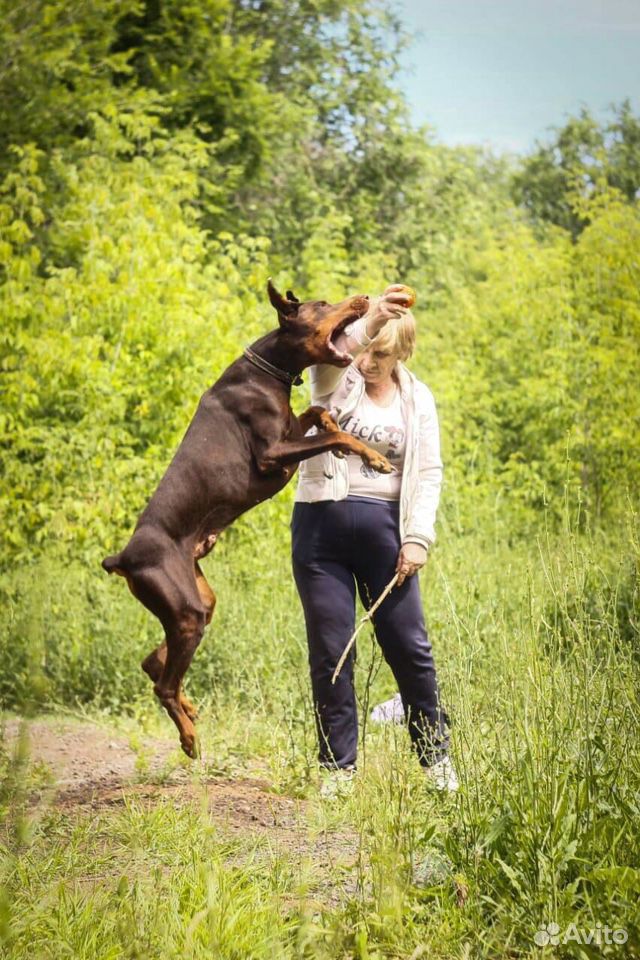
[395,0,640,153]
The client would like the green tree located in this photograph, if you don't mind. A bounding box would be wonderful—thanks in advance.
[512,101,640,237]
[0,0,136,162]
[571,189,640,517]
[0,107,271,564]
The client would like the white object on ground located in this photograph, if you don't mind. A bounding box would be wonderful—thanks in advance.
[424,756,459,792]
[370,692,405,725]
[319,765,356,800]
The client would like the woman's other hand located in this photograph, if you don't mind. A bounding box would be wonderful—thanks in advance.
[396,542,427,586]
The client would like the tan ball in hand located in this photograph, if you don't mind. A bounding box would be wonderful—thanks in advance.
[398,285,416,308]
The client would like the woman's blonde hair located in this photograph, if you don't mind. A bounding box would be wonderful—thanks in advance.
[370,309,416,362]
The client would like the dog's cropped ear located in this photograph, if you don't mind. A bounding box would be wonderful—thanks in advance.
[267,279,299,319]
[286,290,300,303]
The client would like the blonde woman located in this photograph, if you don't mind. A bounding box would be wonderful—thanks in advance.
[292,285,458,794]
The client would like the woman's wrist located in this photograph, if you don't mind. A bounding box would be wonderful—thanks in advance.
[363,296,387,339]
[403,536,431,552]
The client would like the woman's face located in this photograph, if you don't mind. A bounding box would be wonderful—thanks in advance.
[357,346,399,386]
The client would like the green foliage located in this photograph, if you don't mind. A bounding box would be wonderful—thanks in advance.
[571,191,640,516]
[1,523,639,959]
[1,4,637,560]
[513,101,640,236]
[0,7,639,954]
[418,186,640,530]
[0,0,138,162]
[0,107,274,562]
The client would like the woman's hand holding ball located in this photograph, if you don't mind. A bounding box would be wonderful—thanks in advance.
[366,283,416,336]
[383,283,416,308]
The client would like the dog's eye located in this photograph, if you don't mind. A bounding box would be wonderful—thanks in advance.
[317,301,329,307]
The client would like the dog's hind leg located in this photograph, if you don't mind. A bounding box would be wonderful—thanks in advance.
[141,644,197,722]
[194,561,216,625]
[140,562,215,725]
[128,561,206,758]
[141,643,166,686]
[155,605,206,759]
[177,562,217,721]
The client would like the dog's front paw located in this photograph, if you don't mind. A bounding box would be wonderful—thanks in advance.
[318,411,340,434]
[362,450,393,474]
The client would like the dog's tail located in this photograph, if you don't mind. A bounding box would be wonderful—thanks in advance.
[102,553,124,575]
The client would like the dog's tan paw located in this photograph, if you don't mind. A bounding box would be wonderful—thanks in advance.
[318,412,340,434]
[180,731,201,760]
[363,451,393,474]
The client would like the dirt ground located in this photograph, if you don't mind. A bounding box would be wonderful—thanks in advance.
[5,715,179,791]
[2,715,456,908]
[2,715,358,883]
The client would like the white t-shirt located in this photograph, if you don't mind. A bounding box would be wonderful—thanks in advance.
[338,387,405,500]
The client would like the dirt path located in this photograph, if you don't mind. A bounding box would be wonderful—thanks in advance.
[4,715,178,790]
[2,715,454,907]
[2,715,358,892]
[4,715,301,833]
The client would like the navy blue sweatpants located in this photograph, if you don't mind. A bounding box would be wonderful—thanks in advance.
[291,497,449,769]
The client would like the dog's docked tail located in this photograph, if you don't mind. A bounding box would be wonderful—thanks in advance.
[102,553,123,575]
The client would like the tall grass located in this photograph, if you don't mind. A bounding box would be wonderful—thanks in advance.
[1,504,639,957]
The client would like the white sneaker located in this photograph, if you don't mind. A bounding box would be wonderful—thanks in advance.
[319,766,356,800]
[424,757,459,792]
[370,693,405,724]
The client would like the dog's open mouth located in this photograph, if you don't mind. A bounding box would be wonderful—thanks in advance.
[326,317,354,365]
[325,299,369,365]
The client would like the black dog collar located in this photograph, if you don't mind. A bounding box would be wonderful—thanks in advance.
[243,347,304,386]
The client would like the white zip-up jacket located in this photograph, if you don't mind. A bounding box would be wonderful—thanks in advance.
[295,351,443,548]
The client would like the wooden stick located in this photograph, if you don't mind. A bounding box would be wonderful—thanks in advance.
[331,572,399,684]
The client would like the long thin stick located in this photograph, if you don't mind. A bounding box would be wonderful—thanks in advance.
[331,572,399,684]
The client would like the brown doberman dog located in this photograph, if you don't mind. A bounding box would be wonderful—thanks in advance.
[103,281,393,758]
